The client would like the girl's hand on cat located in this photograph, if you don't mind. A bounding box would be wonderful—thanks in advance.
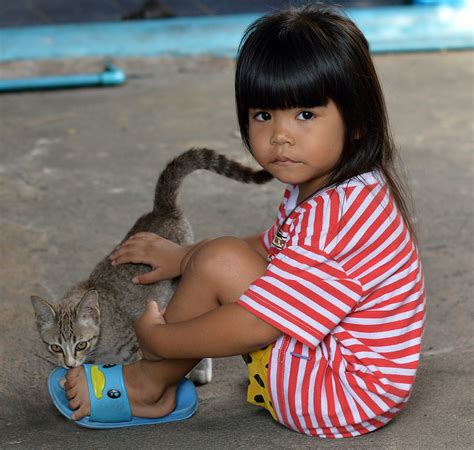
[110,232,188,284]
[135,300,166,360]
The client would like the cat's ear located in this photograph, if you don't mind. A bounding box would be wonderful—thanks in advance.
[31,296,56,330]
[76,290,100,327]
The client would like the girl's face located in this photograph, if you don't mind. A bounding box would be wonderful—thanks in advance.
[248,99,345,202]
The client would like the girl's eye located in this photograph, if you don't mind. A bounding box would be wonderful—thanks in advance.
[297,111,315,120]
[254,111,272,121]
[50,344,63,353]
[75,341,88,351]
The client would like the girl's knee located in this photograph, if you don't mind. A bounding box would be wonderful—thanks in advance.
[188,237,249,269]
[186,237,266,280]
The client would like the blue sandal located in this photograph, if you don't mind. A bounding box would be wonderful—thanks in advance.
[48,364,198,429]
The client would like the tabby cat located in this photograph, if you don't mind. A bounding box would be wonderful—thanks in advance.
[31,148,272,384]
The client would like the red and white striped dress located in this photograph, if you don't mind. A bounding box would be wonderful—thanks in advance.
[238,171,426,438]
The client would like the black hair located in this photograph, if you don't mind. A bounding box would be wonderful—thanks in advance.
[235,3,415,237]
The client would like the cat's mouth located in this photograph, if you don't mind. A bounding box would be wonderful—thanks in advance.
[62,357,84,369]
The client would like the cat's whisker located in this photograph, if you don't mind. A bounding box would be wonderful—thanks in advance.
[34,353,56,366]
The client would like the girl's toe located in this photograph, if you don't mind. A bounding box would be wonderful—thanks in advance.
[69,397,81,410]
[71,405,89,421]
[66,387,77,400]
[65,367,82,388]
[68,367,82,378]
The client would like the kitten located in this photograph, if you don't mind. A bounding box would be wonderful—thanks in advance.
[31,148,272,384]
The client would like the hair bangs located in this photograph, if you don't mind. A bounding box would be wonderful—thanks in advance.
[237,36,329,112]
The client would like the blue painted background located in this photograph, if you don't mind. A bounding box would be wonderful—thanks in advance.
[0,0,413,27]
[0,1,471,61]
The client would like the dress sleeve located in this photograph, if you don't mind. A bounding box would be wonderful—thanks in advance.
[238,244,363,349]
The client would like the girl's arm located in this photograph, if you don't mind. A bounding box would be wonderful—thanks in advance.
[135,302,281,359]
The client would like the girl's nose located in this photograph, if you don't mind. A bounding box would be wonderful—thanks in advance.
[270,128,295,146]
[270,118,295,145]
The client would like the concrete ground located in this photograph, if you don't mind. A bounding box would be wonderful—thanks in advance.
[0,51,473,448]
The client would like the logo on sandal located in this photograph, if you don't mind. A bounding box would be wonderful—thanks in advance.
[102,364,116,369]
[107,389,121,399]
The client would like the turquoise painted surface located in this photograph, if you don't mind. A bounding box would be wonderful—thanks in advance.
[0,65,126,91]
[0,5,472,61]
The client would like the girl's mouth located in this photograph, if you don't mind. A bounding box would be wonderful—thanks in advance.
[272,157,299,165]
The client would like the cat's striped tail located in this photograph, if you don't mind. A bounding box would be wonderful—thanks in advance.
[153,148,273,213]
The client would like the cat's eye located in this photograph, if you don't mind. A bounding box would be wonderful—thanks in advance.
[75,341,88,351]
[50,344,63,353]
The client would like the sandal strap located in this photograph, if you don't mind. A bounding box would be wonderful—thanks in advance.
[84,364,132,423]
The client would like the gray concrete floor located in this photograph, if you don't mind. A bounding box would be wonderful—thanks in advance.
[0,52,473,448]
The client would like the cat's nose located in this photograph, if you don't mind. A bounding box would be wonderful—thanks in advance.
[65,364,75,369]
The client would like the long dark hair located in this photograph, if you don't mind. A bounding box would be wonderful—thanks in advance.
[235,4,415,237]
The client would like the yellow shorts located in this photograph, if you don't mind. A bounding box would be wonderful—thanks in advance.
[244,344,277,421]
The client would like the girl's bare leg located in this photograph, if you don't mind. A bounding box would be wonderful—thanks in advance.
[65,237,267,419]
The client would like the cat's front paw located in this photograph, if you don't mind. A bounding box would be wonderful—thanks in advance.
[188,358,212,385]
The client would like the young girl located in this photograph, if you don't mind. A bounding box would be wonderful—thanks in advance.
[65,4,425,438]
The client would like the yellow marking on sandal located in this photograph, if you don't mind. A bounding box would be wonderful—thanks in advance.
[91,366,106,399]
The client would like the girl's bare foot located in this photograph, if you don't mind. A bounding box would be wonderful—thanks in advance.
[64,360,177,421]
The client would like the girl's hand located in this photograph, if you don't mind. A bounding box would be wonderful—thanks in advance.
[110,232,189,284]
[134,301,166,361]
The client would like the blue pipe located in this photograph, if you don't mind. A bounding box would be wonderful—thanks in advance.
[0,64,126,92]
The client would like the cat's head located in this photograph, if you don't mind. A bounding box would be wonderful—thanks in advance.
[31,290,100,368]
